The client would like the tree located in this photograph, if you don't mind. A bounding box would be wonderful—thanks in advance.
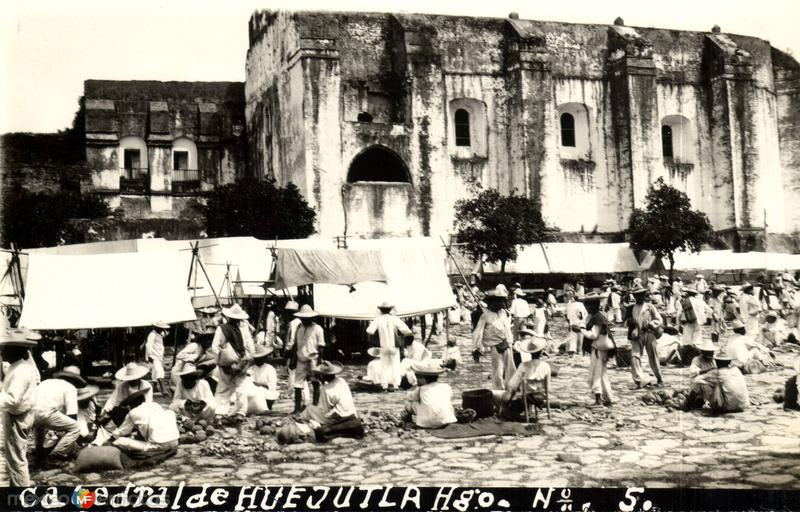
[453,189,552,274]
[627,177,716,279]
[205,178,316,239]
[1,190,110,248]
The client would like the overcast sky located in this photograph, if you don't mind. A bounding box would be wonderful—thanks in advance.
[2,0,798,133]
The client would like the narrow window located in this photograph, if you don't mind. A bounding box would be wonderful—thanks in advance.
[454,109,471,147]
[662,125,674,158]
[560,113,576,147]
[173,151,189,170]
[123,149,140,178]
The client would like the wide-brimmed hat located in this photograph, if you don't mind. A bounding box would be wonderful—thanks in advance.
[713,350,732,362]
[196,357,217,370]
[24,330,42,341]
[177,363,203,378]
[514,289,526,297]
[630,287,648,295]
[378,301,394,310]
[115,362,150,381]
[517,338,547,354]
[199,306,220,315]
[284,301,299,312]
[518,328,542,338]
[254,345,275,358]
[0,328,38,348]
[367,347,381,358]
[222,304,249,320]
[53,365,87,387]
[697,339,716,352]
[294,305,319,318]
[695,274,705,279]
[119,388,149,408]
[312,361,343,375]
[77,385,100,401]
[765,311,779,319]
[684,287,699,295]
[411,360,446,377]
[741,282,754,291]
[485,289,508,299]
[581,292,609,302]
[730,319,746,330]
[152,321,170,330]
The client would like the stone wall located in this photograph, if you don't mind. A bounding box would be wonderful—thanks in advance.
[246,10,800,249]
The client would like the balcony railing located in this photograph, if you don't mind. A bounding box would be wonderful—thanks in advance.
[172,169,200,193]
[119,168,149,194]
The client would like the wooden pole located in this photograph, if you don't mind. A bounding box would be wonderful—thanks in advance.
[440,236,484,313]
[196,257,221,309]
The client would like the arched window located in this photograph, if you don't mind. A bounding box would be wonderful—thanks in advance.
[171,137,199,183]
[347,146,410,183]
[661,125,674,158]
[454,109,471,147]
[560,113,576,147]
[117,136,148,179]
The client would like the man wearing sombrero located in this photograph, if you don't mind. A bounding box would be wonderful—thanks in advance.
[238,345,281,414]
[171,326,213,387]
[32,365,86,466]
[685,349,749,414]
[101,388,179,459]
[209,303,255,419]
[287,305,326,412]
[169,363,216,420]
[0,328,40,486]
[498,336,550,419]
[473,288,516,390]
[404,361,457,429]
[93,362,153,446]
[76,385,100,441]
[366,301,412,392]
[628,288,664,389]
[146,321,171,397]
[299,361,364,442]
[738,283,762,336]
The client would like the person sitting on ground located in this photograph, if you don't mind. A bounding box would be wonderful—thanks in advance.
[497,338,550,421]
[760,311,789,347]
[361,347,384,386]
[32,365,85,466]
[237,345,281,414]
[399,334,432,389]
[169,364,216,421]
[76,385,100,442]
[101,363,153,414]
[101,389,179,461]
[404,361,457,429]
[298,361,364,442]
[685,350,749,414]
[656,326,682,365]
[441,338,462,370]
[171,327,213,387]
[726,320,776,375]
[195,357,218,394]
[687,339,717,379]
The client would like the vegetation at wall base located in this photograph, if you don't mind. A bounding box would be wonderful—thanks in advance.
[204,178,316,240]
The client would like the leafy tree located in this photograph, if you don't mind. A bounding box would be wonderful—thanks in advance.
[205,179,316,239]
[453,189,552,274]
[2,190,110,248]
[627,177,716,278]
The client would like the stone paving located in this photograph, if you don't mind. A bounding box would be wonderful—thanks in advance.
[31,321,800,489]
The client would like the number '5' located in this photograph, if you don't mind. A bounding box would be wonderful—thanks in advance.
[619,487,644,512]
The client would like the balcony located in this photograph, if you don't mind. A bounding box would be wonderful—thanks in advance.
[172,169,201,193]
[119,168,149,195]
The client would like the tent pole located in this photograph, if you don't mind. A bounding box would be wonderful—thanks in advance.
[196,257,221,309]
[171,326,179,367]
[440,236,484,313]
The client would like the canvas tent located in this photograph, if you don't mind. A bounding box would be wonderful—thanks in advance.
[19,250,196,330]
[309,237,457,320]
[663,250,800,272]
[481,242,645,274]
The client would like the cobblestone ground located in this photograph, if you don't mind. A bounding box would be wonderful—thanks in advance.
[32,320,800,489]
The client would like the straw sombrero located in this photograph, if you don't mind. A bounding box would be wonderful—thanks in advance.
[0,329,38,348]
[53,365,87,388]
[284,301,299,312]
[697,339,716,352]
[313,361,343,375]
[176,363,203,378]
[411,360,446,377]
[367,347,381,358]
[115,362,150,381]
[713,350,733,362]
[254,345,275,358]
[152,321,170,330]
[378,301,394,310]
[77,385,99,401]
[294,305,319,318]
[517,338,547,354]
[222,304,249,320]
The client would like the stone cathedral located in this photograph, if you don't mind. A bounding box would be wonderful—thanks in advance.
[82,11,800,250]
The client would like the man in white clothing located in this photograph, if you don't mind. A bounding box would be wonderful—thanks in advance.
[169,364,217,420]
[33,366,85,464]
[509,289,530,336]
[404,361,457,429]
[676,287,712,349]
[103,390,179,458]
[694,274,708,294]
[299,361,364,442]
[288,305,326,412]
[738,283,762,336]
[473,289,516,390]
[366,301,412,391]
[563,291,588,355]
[209,304,255,420]
[399,335,432,387]
[145,322,170,397]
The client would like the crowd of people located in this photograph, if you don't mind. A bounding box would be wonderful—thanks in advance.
[2,270,800,485]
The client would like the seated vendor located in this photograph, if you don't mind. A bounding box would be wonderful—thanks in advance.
[76,385,100,442]
[440,339,462,369]
[100,389,179,459]
[237,345,281,415]
[169,363,216,420]
[93,363,153,445]
[656,326,682,365]
[497,338,550,420]
[299,361,364,442]
[404,361,457,429]
[727,320,776,374]
[685,350,749,414]
[361,347,384,385]
[760,312,789,347]
[399,334,432,388]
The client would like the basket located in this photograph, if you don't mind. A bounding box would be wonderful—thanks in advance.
[462,389,495,418]
[615,346,632,368]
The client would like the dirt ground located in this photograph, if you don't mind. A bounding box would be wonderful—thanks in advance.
[31,318,800,490]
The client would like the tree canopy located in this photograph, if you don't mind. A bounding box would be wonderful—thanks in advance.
[627,177,716,276]
[205,179,316,240]
[453,189,552,273]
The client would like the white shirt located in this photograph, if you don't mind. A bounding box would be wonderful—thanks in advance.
[507,360,551,394]
[250,363,278,390]
[727,333,767,366]
[366,314,412,349]
[610,292,621,309]
[407,382,457,429]
[112,402,179,444]
[564,301,588,326]
[404,340,431,362]
[172,342,204,376]
[472,310,514,348]
[292,323,326,361]
[103,380,153,412]
[210,322,255,361]
[145,330,165,362]
[318,377,357,419]
[0,359,40,416]
[739,293,762,319]
[171,378,216,412]
[34,379,78,416]
[509,298,530,319]
[441,346,462,363]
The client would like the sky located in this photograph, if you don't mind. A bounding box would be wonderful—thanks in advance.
[2,0,799,134]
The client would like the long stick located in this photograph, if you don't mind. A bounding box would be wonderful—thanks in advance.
[440,236,484,313]
[196,257,221,309]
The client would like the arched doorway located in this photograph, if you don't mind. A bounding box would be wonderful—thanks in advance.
[347,146,410,183]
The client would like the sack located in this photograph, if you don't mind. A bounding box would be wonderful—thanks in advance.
[218,342,240,367]
[448,308,461,325]
[494,340,510,354]
[682,298,697,324]
[74,446,124,473]
[591,334,614,352]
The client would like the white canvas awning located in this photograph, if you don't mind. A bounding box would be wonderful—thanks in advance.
[482,242,644,274]
[664,250,800,272]
[19,251,196,330]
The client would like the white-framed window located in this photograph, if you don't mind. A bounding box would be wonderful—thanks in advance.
[661,115,694,163]
[172,137,198,183]
[117,136,148,179]
[557,103,591,159]
[448,98,487,158]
